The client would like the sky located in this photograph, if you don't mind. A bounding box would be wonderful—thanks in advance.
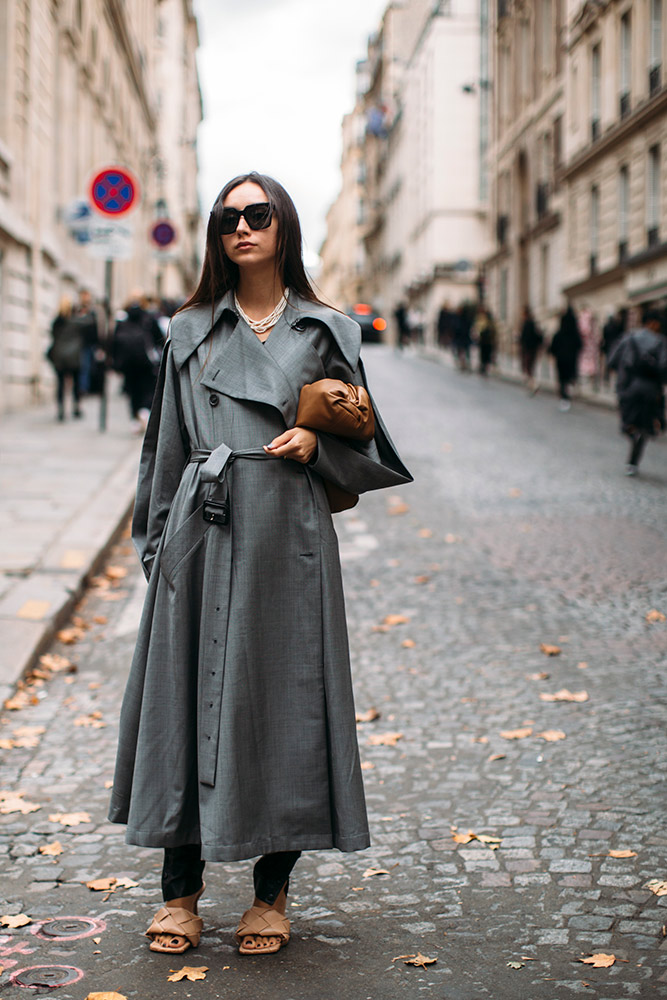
[193,0,388,266]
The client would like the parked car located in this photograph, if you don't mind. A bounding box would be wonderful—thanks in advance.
[346,303,387,343]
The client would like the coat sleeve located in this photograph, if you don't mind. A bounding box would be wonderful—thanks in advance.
[131,341,189,580]
[307,344,412,496]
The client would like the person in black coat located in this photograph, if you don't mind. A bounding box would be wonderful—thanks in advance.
[112,294,165,431]
[519,305,543,393]
[47,296,84,421]
[549,305,582,410]
[607,307,667,475]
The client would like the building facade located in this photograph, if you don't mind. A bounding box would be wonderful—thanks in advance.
[0,0,202,412]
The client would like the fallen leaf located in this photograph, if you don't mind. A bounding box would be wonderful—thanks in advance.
[367,732,403,747]
[93,937,102,944]
[414,575,430,584]
[93,616,108,625]
[527,672,550,681]
[476,834,502,848]
[105,565,128,580]
[356,708,381,723]
[86,876,138,892]
[579,953,616,968]
[57,626,85,645]
[452,830,475,845]
[540,643,562,656]
[38,654,73,673]
[539,689,588,703]
[392,953,437,969]
[577,661,589,669]
[0,913,31,928]
[444,533,460,544]
[418,528,433,538]
[645,609,666,623]
[500,727,533,740]
[401,639,416,648]
[39,841,64,857]
[4,689,36,711]
[488,753,506,762]
[645,879,667,896]
[508,488,522,498]
[472,736,489,744]
[13,725,46,739]
[387,503,410,516]
[383,614,410,626]
[167,966,208,982]
[608,850,637,859]
[363,868,391,878]
[84,993,128,1000]
[74,711,107,729]
[507,960,525,969]
[537,730,567,742]
[0,791,40,814]
[49,811,91,826]
[360,761,375,770]
[71,616,91,630]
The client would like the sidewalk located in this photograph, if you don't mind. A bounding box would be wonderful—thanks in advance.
[0,377,142,701]
[419,344,618,410]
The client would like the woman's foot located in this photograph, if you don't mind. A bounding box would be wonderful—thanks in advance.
[146,883,205,953]
[236,887,290,955]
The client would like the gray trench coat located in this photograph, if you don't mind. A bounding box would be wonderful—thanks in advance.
[108,292,412,862]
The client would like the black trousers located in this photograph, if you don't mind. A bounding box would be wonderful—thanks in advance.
[161,845,301,906]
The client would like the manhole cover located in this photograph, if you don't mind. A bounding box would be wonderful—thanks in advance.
[12,965,83,988]
[32,915,106,941]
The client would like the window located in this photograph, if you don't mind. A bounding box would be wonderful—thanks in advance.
[499,267,508,322]
[590,185,600,272]
[618,166,629,261]
[540,243,549,307]
[591,44,601,140]
[650,0,662,93]
[541,0,553,75]
[647,145,661,245]
[620,12,631,116]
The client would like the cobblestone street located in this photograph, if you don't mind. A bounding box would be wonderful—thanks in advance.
[1,347,666,999]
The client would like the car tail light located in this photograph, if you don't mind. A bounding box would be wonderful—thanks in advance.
[354,303,372,315]
[372,317,387,332]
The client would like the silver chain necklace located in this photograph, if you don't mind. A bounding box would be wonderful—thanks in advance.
[234,289,289,335]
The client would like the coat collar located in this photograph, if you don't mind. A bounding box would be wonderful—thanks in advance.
[169,290,361,372]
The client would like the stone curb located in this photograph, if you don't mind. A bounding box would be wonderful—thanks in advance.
[0,447,139,704]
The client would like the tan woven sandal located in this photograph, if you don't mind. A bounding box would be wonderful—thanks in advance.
[235,902,290,955]
[146,883,205,954]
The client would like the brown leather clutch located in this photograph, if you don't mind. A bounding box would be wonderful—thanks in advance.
[296,379,376,513]
[296,379,375,441]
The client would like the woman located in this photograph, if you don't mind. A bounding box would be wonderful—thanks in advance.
[549,304,582,411]
[109,173,412,956]
[47,295,84,421]
[518,305,543,393]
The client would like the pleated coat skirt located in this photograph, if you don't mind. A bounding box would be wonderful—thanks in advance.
[108,292,412,861]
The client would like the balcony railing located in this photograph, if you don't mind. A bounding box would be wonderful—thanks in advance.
[619,92,631,119]
[589,253,598,275]
[496,213,509,246]
[647,226,660,248]
[649,64,661,96]
[618,240,628,264]
[536,182,549,219]
[590,117,600,142]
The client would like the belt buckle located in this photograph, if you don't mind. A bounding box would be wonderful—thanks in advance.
[203,499,229,525]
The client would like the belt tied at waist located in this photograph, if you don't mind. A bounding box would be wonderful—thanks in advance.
[189,442,276,525]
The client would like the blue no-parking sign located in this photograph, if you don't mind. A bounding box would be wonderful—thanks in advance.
[90,167,138,216]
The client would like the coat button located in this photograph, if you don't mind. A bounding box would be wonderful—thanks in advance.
[209,393,219,407]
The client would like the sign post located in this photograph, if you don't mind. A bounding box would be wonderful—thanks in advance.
[89,166,139,431]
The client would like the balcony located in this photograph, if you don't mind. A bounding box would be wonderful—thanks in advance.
[647,226,660,248]
[589,253,598,275]
[496,213,509,246]
[649,64,661,96]
[619,92,631,119]
[590,117,600,142]
[618,240,628,264]
[535,182,549,219]
[497,0,509,19]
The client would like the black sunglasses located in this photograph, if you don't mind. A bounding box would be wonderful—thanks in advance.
[219,202,273,235]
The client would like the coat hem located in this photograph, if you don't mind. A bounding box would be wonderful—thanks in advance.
[118,824,371,861]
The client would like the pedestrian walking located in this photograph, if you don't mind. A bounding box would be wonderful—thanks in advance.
[452,304,472,371]
[108,172,412,957]
[549,304,582,410]
[518,305,543,393]
[473,305,496,376]
[578,304,600,390]
[393,301,410,349]
[73,290,100,395]
[607,307,667,475]
[112,294,165,432]
[601,307,625,385]
[46,295,84,421]
[436,300,455,349]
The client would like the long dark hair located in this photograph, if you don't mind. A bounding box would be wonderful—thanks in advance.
[178,172,320,315]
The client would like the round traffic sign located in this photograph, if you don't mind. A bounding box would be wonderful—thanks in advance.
[151,219,177,247]
[90,167,138,216]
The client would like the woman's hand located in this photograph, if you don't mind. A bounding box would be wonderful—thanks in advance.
[264,426,317,464]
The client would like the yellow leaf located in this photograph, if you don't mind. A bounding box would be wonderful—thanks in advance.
[646,609,666,623]
[360,761,375,770]
[38,654,72,673]
[93,615,108,625]
[0,791,40,814]
[527,671,550,681]
[540,643,562,656]
[84,993,128,1000]
[167,966,208,982]
[388,503,410,516]
[500,727,533,740]
[57,627,85,645]
[537,730,567,742]
[577,661,589,669]
[86,876,138,892]
[49,811,90,826]
[608,850,637,858]
[418,528,433,538]
[39,841,64,857]
[0,914,31,928]
[539,689,588,703]
[383,614,410,626]
[645,879,667,896]
[401,639,416,648]
[392,953,437,969]
[452,830,475,845]
[580,953,615,968]
[488,753,506,762]
[367,732,403,747]
[363,868,391,878]
[105,565,128,580]
[414,575,430,584]
[74,712,107,729]
[356,708,381,723]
